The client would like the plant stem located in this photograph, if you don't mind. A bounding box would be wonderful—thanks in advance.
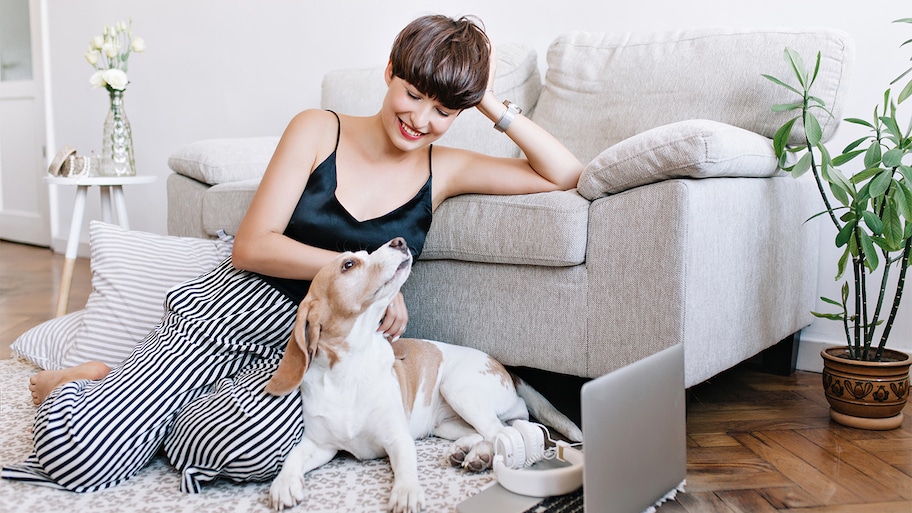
[876,235,912,360]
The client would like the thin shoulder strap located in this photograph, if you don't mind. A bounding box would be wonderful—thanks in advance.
[428,144,433,176]
[327,110,341,152]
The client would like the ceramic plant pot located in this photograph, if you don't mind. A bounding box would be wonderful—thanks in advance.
[821,346,911,430]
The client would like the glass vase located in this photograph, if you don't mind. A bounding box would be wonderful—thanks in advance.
[101,88,136,176]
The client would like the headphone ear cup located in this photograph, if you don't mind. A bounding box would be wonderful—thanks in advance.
[511,420,545,466]
[494,426,526,469]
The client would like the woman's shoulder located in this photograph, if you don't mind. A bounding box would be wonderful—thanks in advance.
[285,109,340,134]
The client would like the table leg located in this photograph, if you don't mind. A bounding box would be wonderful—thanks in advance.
[56,185,88,317]
[100,185,114,224]
[111,185,130,229]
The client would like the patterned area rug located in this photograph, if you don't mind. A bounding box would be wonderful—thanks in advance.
[0,357,494,512]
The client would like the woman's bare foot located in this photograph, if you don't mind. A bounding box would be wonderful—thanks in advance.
[29,361,111,405]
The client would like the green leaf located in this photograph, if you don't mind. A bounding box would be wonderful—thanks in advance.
[883,148,905,168]
[869,170,894,197]
[894,18,912,24]
[881,116,903,142]
[784,48,808,89]
[849,167,884,186]
[859,231,879,271]
[792,152,812,178]
[894,182,912,220]
[901,165,912,184]
[862,210,883,235]
[762,73,802,95]
[899,79,912,104]
[805,112,823,146]
[820,296,843,307]
[882,201,903,248]
[842,137,871,154]
[835,221,855,247]
[811,51,821,85]
[836,246,851,280]
[844,117,875,129]
[864,143,883,168]
[773,118,796,157]
[833,148,866,166]
[772,103,803,112]
[812,311,846,321]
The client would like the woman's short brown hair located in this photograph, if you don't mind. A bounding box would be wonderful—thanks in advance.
[389,15,490,111]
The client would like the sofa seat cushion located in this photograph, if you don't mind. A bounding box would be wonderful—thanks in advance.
[168,137,279,185]
[421,190,590,266]
[578,119,782,200]
[201,178,261,236]
[534,28,853,165]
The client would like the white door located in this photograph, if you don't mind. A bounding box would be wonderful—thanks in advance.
[0,0,49,246]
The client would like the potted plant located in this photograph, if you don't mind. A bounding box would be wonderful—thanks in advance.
[764,18,912,430]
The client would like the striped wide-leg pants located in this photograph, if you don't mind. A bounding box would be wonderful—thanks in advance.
[1,258,305,493]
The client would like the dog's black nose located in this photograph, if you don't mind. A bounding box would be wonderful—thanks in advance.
[389,237,409,254]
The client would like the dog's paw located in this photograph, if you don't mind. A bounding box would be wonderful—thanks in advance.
[388,480,425,513]
[462,440,494,472]
[446,434,484,467]
[269,470,307,511]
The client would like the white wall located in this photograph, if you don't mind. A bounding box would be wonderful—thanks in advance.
[41,0,911,365]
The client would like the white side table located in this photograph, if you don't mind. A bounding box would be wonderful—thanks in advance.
[44,175,157,316]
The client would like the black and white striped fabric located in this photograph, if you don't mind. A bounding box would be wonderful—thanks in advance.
[2,257,303,492]
[11,221,233,370]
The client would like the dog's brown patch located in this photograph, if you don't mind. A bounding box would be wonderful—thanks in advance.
[483,356,515,390]
[392,338,443,416]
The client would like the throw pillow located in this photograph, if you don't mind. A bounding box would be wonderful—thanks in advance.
[11,222,233,370]
[168,136,279,185]
[576,119,782,201]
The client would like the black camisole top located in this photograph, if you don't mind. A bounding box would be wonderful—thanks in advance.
[259,111,433,303]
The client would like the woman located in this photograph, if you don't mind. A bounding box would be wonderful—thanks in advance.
[4,14,582,493]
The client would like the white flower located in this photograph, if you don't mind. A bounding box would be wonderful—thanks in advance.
[84,49,100,66]
[102,41,117,59]
[102,68,128,90]
[130,37,146,53]
[85,20,143,92]
[89,70,106,88]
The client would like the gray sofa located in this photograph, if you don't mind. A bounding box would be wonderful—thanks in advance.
[166,28,854,388]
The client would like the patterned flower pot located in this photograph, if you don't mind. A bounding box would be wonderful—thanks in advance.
[821,346,910,430]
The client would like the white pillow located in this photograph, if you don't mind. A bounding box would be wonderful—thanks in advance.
[576,119,782,201]
[11,222,233,370]
[167,137,279,185]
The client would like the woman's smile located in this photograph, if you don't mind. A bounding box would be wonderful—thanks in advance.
[398,118,425,140]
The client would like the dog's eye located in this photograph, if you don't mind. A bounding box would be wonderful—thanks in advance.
[341,259,356,272]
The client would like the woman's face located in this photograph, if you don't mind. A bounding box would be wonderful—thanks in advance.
[382,65,460,151]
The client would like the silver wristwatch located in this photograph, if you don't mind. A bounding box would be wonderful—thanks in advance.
[494,100,523,132]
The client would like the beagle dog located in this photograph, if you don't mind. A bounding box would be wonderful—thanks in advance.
[264,238,582,513]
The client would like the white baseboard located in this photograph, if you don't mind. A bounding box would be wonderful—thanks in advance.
[50,235,90,258]
[796,336,831,373]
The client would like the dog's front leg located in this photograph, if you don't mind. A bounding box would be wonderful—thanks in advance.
[270,436,337,511]
[385,433,424,513]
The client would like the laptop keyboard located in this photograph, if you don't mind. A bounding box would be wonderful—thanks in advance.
[523,487,584,513]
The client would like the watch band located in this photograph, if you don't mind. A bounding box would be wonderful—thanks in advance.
[494,100,523,132]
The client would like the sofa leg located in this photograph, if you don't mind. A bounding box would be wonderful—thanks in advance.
[761,332,800,376]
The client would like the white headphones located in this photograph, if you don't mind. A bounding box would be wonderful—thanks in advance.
[492,420,584,497]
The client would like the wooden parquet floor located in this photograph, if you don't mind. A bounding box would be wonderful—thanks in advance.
[1,240,910,512]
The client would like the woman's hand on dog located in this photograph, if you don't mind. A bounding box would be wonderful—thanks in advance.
[380,292,408,342]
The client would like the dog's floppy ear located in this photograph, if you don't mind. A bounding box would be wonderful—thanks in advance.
[265,299,322,396]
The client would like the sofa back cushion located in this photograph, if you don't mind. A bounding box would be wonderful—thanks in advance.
[534,28,854,165]
[321,43,541,158]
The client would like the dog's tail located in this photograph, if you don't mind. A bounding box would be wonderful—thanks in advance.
[514,378,584,442]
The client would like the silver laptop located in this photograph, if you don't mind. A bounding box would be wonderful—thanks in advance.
[456,344,686,513]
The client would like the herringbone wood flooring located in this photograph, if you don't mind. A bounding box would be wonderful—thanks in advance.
[1,240,910,512]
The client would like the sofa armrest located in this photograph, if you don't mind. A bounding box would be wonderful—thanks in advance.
[577,119,783,200]
[168,137,279,186]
